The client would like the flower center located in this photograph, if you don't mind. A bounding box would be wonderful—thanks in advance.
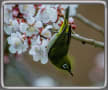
[23,5,28,11]
[14,40,21,48]
[44,32,49,37]
[35,47,40,53]
[28,26,35,32]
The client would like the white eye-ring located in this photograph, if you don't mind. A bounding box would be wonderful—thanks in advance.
[62,64,68,69]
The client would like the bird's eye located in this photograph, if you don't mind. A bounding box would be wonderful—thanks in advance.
[62,64,68,70]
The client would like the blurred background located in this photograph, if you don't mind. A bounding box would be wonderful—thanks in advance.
[3,4,105,87]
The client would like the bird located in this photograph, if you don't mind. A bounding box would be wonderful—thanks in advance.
[48,6,74,76]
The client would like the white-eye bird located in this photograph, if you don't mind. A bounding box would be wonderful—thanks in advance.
[48,7,74,76]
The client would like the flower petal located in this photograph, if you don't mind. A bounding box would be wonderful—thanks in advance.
[9,46,16,54]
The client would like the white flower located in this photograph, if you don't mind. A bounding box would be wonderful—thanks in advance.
[24,16,35,25]
[36,7,57,24]
[69,17,74,24]
[12,9,19,17]
[4,4,15,11]
[4,11,12,24]
[4,19,19,35]
[61,4,79,16]
[19,4,35,17]
[19,5,36,25]
[53,18,64,30]
[7,32,28,54]
[69,4,79,16]
[35,21,43,28]
[31,35,41,46]
[29,37,49,64]
[4,5,14,24]
[41,25,52,38]
[20,22,38,36]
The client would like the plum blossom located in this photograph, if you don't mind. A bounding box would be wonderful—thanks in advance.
[19,4,35,17]
[36,6,58,24]
[4,19,19,35]
[53,17,64,30]
[41,25,52,39]
[69,17,74,24]
[4,4,15,11]
[4,4,78,64]
[29,36,49,64]
[31,35,41,46]
[60,4,79,16]
[4,4,15,24]
[19,22,38,36]
[29,26,52,64]
[69,4,79,16]
[18,5,36,25]
[35,21,43,28]
[7,32,28,54]
[25,16,36,25]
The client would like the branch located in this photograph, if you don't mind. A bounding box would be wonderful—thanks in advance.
[51,29,104,48]
[75,13,104,34]
[71,32,104,48]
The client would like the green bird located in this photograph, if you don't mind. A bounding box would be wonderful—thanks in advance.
[48,7,74,76]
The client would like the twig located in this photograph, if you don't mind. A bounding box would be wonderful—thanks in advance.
[40,34,48,39]
[71,32,104,48]
[52,29,104,48]
[75,13,104,34]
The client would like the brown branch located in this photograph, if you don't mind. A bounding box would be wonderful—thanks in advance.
[52,30,104,48]
[75,13,104,35]
[71,31,104,48]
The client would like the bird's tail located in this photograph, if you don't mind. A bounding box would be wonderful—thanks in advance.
[59,6,70,34]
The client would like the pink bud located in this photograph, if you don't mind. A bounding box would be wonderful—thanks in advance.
[12,10,19,17]
[69,17,74,24]
[71,24,77,29]
[58,21,63,27]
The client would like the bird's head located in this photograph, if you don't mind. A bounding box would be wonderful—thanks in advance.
[57,56,74,77]
[61,63,73,76]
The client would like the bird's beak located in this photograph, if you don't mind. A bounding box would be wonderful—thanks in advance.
[69,70,74,77]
